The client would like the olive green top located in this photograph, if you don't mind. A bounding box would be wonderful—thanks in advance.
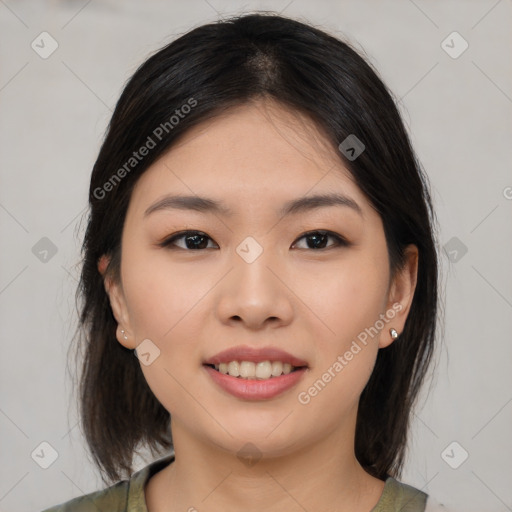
[42,454,427,511]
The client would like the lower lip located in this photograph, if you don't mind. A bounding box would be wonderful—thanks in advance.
[204,365,307,400]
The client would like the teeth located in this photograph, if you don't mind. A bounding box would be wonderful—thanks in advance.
[240,361,255,378]
[227,361,240,377]
[256,361,272,379]
[271,361,283,376]
[211,360,299,379]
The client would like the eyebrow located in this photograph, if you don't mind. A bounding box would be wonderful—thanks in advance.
[143,192,363,219]
[279,193,363,217]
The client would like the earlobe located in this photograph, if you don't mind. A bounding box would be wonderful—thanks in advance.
[116,323,136,350]
[97,254,136,349]
[110,281,137,350]
[379,245,419,349]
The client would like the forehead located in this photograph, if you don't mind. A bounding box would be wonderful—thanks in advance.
[129,100,368,214]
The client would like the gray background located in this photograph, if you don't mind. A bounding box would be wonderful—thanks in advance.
[1,0,511,511]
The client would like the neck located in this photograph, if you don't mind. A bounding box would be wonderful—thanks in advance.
[146,418,385,512]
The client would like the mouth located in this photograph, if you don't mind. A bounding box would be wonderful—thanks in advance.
[203,360,306,379]
[203,346,309,400]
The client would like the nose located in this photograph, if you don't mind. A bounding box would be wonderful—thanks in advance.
[214,244,294,331]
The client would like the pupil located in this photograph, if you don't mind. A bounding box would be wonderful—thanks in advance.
[186,234,208,249]
[308,233,327,249]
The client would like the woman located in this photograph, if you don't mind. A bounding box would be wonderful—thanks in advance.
[44,12,443,512]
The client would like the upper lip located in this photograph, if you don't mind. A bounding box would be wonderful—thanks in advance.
[203,345,308,367]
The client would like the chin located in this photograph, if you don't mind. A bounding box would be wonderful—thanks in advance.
[206,415,308,457]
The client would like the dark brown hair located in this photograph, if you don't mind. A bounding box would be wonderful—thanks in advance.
[72,11,439,485]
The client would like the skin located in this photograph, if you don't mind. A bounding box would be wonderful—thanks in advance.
[99,97,418,512]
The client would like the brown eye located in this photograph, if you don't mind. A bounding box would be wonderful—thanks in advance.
[160,231,218,250]
[292,230,349,250]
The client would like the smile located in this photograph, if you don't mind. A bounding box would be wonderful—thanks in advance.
[209,360,301,379]
[202,345,309,400]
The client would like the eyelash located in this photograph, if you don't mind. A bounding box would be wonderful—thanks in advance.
[158,230,350,251]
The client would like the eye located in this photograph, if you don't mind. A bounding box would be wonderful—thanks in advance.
[160,230,349,251]
[292,230,349,250]
[159,230,218,250]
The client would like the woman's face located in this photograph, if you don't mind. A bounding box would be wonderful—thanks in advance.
[102,99,417,458]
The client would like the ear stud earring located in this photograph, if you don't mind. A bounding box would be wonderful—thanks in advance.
[389,328,399,340]
[120,329,128,341]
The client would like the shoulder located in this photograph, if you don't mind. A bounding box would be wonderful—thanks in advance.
[41,479,130,512]
[373,477,428,511]
[41,454,175,512]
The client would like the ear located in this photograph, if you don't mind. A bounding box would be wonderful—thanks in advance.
[97,254,136,350]
[379,244,419,349]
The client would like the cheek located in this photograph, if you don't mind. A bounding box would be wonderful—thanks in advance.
[121,247,208,341]
[294,255,388,411]
[297,255,389,348]
[120,247,215,401]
